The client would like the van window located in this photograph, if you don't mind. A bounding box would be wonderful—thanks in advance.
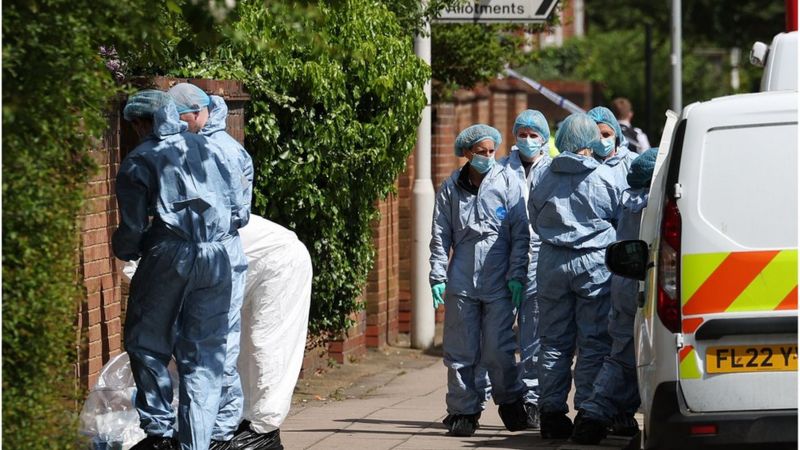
[698,123,798,249]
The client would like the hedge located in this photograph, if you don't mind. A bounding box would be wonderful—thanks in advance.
[164,0,430,336]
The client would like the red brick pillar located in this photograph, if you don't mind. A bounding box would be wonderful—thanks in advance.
[76,108,125,389]
[398,153,415,334]
[473,87,491,125]
[435,101,462,189]
[490,81,512,158]
[435,99,464,324]
[365,189,401,348]
[387,191,400,345]
[366,199,389,348]
[508,83,531,141]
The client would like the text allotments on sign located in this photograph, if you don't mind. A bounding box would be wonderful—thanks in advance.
[435,0,559,24]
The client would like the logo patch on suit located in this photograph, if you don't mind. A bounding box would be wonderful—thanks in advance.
[495,206,507,220]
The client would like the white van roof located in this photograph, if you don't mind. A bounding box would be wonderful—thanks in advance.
[760,31,798,92]
[685,90,797,123]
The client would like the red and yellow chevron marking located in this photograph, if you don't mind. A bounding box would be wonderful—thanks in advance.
[679,345,701,379]
[682,250,798,319]
[682,317,704,334]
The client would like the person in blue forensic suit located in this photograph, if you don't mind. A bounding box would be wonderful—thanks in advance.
[430,124,531,437]
[571,148,658,445]
[499,109,552,429]
[113,90,238,450]
[588,106,638,175]
[529,113,624,439]
[167,83,254,449]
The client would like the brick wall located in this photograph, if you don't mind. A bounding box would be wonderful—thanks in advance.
[326,309,367,364]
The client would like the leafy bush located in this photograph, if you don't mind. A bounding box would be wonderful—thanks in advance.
[1,1,213,446]
[4,3,115,449]
[163,0,430,336]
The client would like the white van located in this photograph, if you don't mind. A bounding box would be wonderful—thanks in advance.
[607,32,798,450]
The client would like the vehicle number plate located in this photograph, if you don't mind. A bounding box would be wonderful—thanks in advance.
[706,344,798,373]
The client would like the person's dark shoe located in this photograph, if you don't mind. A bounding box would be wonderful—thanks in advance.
[539,412,574,439]
[443,413,480,437]
[130,435,178,450]
[497,398,528,432]
[571,409,609,445]
[231,421,284,450]
[209,439,233,450]
[524,403,540,429]
[609,413,640,437]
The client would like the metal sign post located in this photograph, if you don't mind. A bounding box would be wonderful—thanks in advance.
[435,0,558,24]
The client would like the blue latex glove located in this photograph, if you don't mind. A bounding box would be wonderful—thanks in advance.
[508,280,524,308]
[432,283,446,309]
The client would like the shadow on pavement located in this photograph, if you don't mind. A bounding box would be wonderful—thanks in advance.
[332,417,505,431]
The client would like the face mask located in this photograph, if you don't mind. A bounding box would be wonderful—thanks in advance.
[517,137,543,158]
[470,153,495,174]
[596,137,615,158]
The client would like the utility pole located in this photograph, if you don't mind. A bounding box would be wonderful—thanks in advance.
[411,13,435,350]
[670,0,682,112]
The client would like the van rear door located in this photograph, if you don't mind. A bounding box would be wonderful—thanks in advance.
[676,92,798,412]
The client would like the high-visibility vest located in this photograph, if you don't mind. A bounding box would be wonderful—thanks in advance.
[547,136,559,158]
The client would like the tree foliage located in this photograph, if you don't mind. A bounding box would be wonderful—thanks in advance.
[585,0,785,49]
[431,24,527,98]
[430,3,562,99]
[163,0,430,336]
[516,0,782,136]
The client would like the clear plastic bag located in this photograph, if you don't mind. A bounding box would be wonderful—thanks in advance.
[79,352,178,450]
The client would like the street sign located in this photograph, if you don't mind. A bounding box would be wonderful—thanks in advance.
[434,0,558,24]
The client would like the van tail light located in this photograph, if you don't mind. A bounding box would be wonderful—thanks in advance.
[658,198,682,333]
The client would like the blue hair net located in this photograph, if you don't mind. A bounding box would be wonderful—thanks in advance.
[454,124,502,157]
[512,109,550,141]
[123,90,172,121]
[167,83,211,115]
[587,106,622,142]
[554,113,604,154]
[627,147,659,188]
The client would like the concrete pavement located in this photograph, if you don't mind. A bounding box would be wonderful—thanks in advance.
[282,354,640,449]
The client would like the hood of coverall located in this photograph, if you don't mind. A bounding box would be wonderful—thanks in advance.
[201,95,229,136]
[550,150,601,174]
[153,101,188,140]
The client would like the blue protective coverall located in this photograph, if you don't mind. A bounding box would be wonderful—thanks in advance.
[202,95,254,442]
[528,151,623,415]
[500,148,551,407]
[604,144,638,181]
[113,103,237,450]
[430,163,530,415]
[581,188,648,421]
